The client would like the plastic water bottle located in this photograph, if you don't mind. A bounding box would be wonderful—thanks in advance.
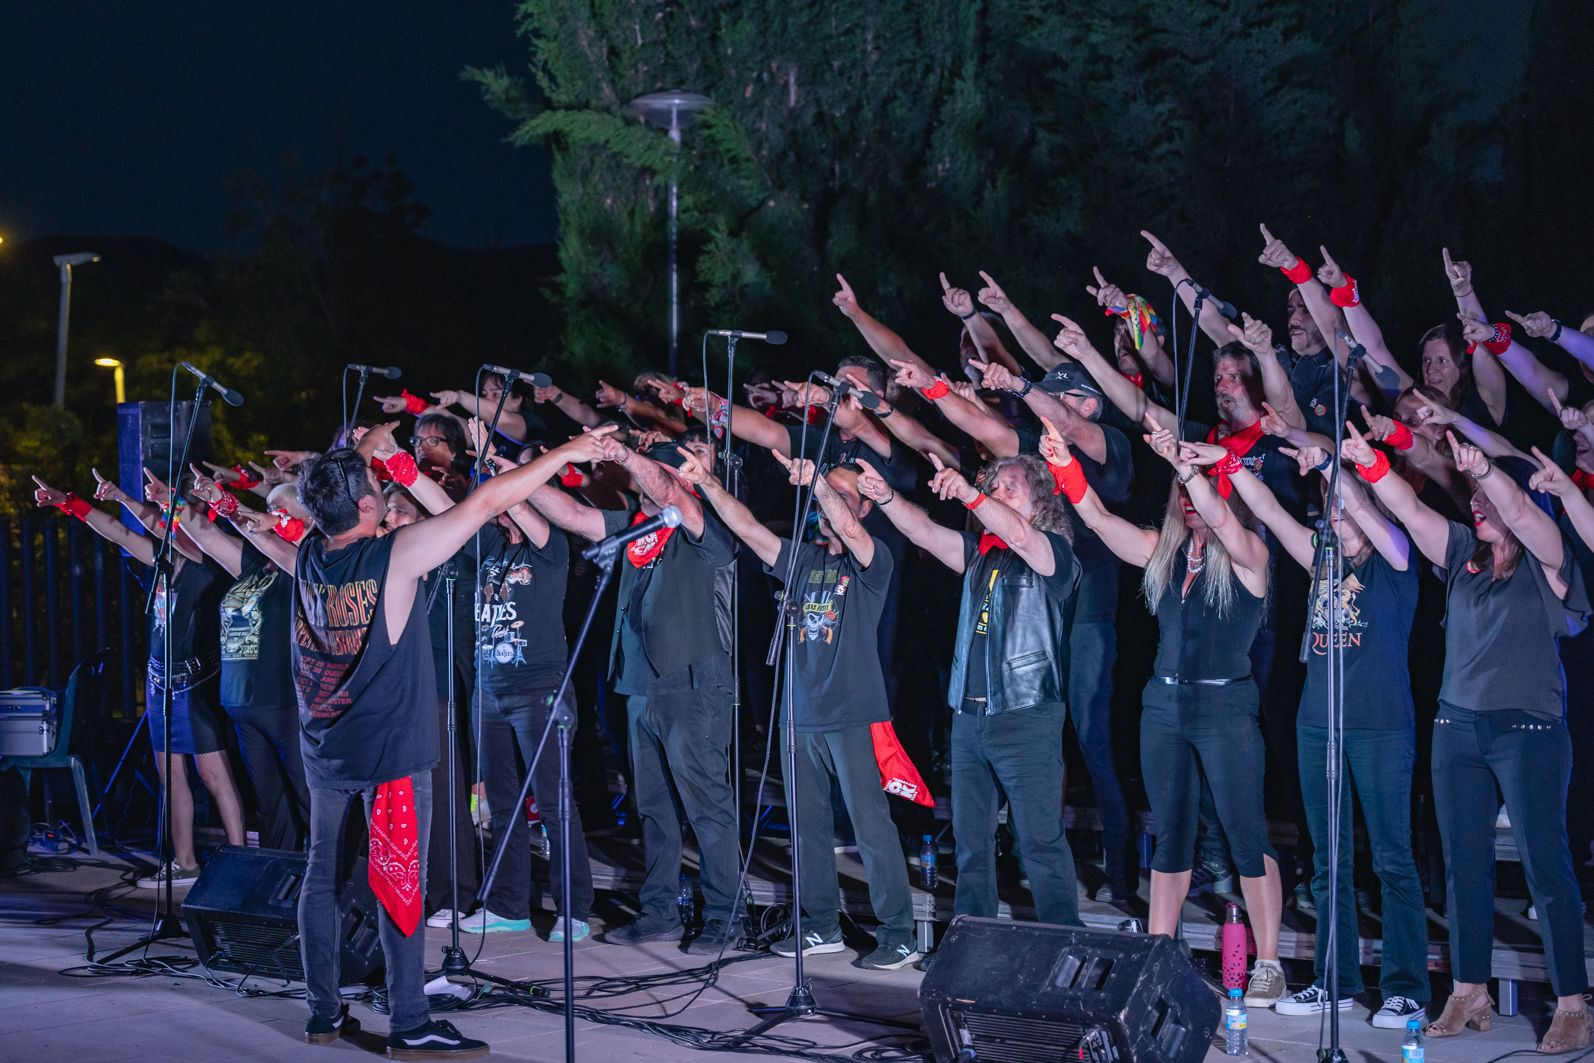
[1224,987,1249,1056]
[677,873,694,925]
[1221,902,1248,991]
[1402,1018,1424,1062]
[920,835,938,889]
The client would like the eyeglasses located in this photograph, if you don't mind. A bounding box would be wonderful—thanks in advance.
[410,435,448,449]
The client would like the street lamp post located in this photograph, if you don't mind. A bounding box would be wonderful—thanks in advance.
[53,252,101,407]
[624,90,712,378]
[94,357,126,405]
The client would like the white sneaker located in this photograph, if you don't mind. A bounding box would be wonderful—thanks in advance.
[136,860,199,889]
[1496,806,1511,830]
[1244,960,1288,1007]
[458,908,531,934]
[1371,995,1425,1029]
[1274,984,1355,1016]
[425,908,465,929]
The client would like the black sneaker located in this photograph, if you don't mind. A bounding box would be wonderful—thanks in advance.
[386,1019,488,1060]
[771,927,845,957]
[684,917,734,956]
[305,1005,360,1045]
[605,912,683,945]
[856,941,921,971]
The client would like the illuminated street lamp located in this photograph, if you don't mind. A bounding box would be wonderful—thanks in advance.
[53,251,101,407]
[624,90,712,377]
[94,356,126,405]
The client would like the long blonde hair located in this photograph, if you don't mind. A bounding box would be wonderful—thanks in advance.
[1141,480,1258,617]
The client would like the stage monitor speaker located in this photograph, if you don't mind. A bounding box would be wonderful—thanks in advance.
[918,917,1220,1063]
[116,400,212,536]
[181,844,383,986]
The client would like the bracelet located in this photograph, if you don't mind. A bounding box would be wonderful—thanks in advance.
[1474,460,1493,480]
[1328,275,1361,308]
[878,489,895,506]
[1550,319,1564,344]
[1354,449,1391,484]
[965,491,986,510]
[55,492,93,521]
[921,379,951,401]
[1176,468,1198,485]
[1280,259,1313,285]
[1013,377,1033,398]
[874,404,894,419]
[1315,451,1333,472]
[957,309,977,321]
[1386,421,1415,451]
[1483,321,1513,355]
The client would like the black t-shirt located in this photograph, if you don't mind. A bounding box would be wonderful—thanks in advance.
[294,531,438,788]
[146,554,228,689]
[1145,550,1265,712]
[1437,521,1590,720]
[1298,550,1417,731]
[1289,348,1343,438]
[604,506,736,695]
[475,522,570,693]
[767,540,893,731]
[219,545,294,710]
[957,528,1081,705]
[1067,423,1133,624]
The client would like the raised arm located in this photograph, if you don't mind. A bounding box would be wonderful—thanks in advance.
[1319,250,1414,402]
[34,476,156,566]
[941,274,1019,374]
[1257,226,1348,356]
[526,482,608,543]
[431,388,530,443]
[1342,421,1450,564]
[1146,429,1267,593]
[1231,312,1305,429]
[1141,231,1234,347]
[675,451,782,567]
[1334,464,1411,571]
[1444,251,1506,425]
[1450,432,1565,581]
[776,452,876,568]
[1496,311,1572,409]
[681,387,791,455]
[1180,441,1313,571]
[832,273,933,378]
[1084,267,1175,386]
[181,469,246,577]
[869,394,963,469]
[972,358,1108,464]
[976,270,1061,371]
[889,360,1019,457]
[855,458,966,573]
[1052,313,1175,434]
[924,454,1055,575]
[533,380,601,429]
[1528,446,1594,555]
[1411,396,1527,462]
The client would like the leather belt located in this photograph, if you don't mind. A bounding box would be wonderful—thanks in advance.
[1153,674,1250,687]
[148,651,221,694]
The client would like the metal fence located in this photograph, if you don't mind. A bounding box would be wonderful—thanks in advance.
[1,516,142,708]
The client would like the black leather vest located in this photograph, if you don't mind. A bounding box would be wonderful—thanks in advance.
[947,543,1076,714]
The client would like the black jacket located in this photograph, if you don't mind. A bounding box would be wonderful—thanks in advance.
[947,530,1080,714]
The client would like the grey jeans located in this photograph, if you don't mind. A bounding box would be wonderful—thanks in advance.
[299,773,433,1032]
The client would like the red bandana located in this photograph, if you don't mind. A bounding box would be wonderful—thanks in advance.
[1122,369,1145,390]
[368,776,421,936]
[1204,418,1264,499]
[626,510,676,568]
[977,531,1008,555]
[272,514,307,543]
[229,464,262,491]
[1573,469,1594,491]
[869,720,934,807]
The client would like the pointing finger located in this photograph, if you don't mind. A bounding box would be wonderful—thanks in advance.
[928,453,945,473]
[1259,222,1274,244]
[939,271,951,292]
[1092,265,1107,287]
[978,270,997,288]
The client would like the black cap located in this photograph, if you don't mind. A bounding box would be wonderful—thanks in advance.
[643,439,693,470]
[1036,362,1104,405]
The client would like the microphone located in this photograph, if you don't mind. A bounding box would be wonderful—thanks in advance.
[1334,329,1368,364]
[1180,279,1239,322]
[348,363,401,379]
[812,370,881,409]
[179,361,244,407]
[480,364,553,388]
[706,328,788,345]
[580,505,683,562]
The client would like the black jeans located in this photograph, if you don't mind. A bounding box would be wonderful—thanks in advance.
[1432,706,1589,996]
[226,701,309,851]
[789,724,914,945]
[628,687,741,924]
[425,695,478,913]
[951,705,1080,926]
[1298,725,1428,1001]
[475,687,594,922]
[1067,621,1134,886]
[1140,694,1273,878]
[300,773,432,1032]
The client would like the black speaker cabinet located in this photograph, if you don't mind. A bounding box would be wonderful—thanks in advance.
[918,917,1220,1063]
[182,845,383,985]
[116,400,212,536]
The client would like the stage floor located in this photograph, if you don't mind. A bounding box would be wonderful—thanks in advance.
[0,850,1576,1062]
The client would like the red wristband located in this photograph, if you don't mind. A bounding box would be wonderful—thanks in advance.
[55,492,92,521]
[921,379,951,401]
[230,464,262,490]
[1328,275,1360,308]
[1482,321,1513,355]
[1280,259,1313,285]
[559,463,585,489]
[965,491,986,510]
[1386,421,1415,451]
[273,514,307,544]
[207,492,240,522]
[1048,459,1088,504]
[401,389,427,415]
[1355,449,1391,484]
[383,450,419,488]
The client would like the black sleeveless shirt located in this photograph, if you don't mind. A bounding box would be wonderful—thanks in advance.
[1145,546,1264,712]
[293,531,438,788]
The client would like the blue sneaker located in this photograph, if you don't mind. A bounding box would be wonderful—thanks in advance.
[549,918,590,943]
[458,908,532,934]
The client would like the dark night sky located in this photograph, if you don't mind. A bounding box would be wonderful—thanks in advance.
[0,1,1529,256]
[0,1,556,252]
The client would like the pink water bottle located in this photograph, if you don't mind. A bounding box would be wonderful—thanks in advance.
[1221,902,1248,991]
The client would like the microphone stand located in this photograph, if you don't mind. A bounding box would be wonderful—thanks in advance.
[730,377,906,1044]
[102,371,210,963]
[1171,278,1208,445]
[1298,338,1364,1063]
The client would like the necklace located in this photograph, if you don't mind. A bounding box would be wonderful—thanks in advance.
[1184,537,1206,576]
